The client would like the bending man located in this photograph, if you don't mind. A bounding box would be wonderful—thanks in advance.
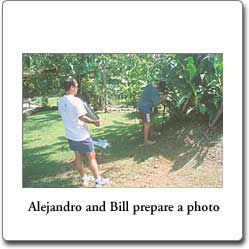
[137,81,160,145]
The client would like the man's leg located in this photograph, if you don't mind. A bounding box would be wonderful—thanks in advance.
[86,151,101,179]
[86,151,110,187]
[144,122,156,145]
[144,122,151,143]
[74,151,85,177]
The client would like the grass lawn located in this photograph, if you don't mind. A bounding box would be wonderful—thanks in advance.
[23,109,223,188]
[48,97,60,106]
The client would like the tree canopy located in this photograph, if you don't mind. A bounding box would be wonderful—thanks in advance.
[23,53,223,126]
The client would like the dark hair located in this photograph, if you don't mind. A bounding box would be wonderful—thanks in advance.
[63,77,77,91]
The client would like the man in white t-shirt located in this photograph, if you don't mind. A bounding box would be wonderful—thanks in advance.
[58,77,109,187]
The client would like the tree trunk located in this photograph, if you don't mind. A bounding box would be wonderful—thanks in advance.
[101,68,108,112]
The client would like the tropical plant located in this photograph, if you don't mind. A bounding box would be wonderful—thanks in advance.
[23,53,223,126]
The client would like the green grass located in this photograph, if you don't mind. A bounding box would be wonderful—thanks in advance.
[109,98,131,106]
[48,97,60,106]
[23,109,223,188]
[23,110,73,187]
[23,110,153,187]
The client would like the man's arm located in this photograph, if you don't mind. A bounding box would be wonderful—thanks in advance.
[79,115,100,127]
[152,90,160,107]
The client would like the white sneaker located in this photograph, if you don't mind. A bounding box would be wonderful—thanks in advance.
[95,177,110,188]
[81,175,95,187]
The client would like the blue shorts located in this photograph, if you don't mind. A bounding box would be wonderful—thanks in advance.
[139,112,152,123]
[67,137,95,154]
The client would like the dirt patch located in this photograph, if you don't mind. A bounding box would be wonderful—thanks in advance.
[99,121,223,188]
[96,140,222,188]
[63,120,223,188]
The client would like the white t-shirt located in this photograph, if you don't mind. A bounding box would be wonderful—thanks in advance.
[58,95,90,141]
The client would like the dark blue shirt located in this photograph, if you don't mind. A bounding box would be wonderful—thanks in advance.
[137,84,160,113]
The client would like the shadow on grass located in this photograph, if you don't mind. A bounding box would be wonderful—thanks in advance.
[24,178,77,188]
[92,118,212,171]
[164,122,212,172]
[99,118,215,171]
[23,110,221,187]
[23,142,72,187]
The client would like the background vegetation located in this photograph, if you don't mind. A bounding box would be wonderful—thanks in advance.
[23,54,223,126]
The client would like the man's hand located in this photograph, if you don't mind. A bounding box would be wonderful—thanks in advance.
[94,120,100,127]
[79,115,100,126]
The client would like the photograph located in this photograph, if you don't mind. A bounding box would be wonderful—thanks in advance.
[22,53,223,188]
[3,0,242,242]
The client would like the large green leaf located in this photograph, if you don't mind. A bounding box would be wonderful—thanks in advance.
[177,94,190,107]
[186,62,197,80]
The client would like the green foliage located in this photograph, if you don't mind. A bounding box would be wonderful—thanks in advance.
[32,96,48,106]
[157,54,223,124]
[23,53,223,125]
